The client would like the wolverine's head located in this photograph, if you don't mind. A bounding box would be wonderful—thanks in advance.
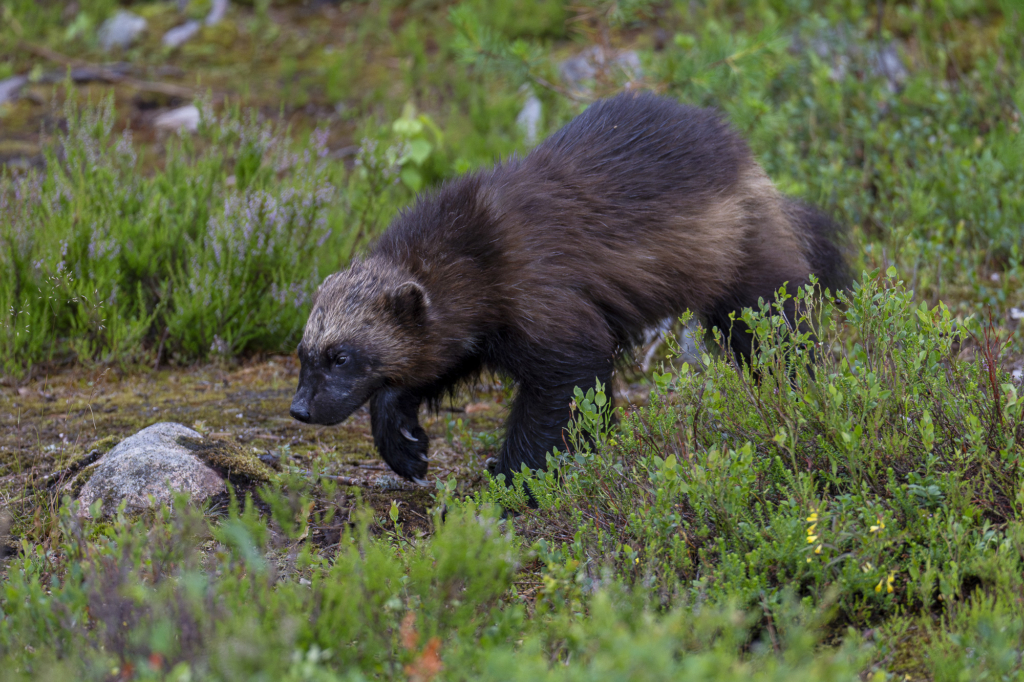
[290,260,430,425]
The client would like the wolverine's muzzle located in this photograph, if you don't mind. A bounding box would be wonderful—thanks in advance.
[289,396,311,423]
[289,362,378,427]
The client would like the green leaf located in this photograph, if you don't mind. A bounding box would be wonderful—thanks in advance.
[400,167,423,192]
[407,139,432,165]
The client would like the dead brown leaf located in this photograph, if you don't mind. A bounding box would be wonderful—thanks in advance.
[400,611,419,650]
[405,637,443,682]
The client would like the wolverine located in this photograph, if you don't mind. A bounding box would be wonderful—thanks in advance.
[290,92,848,484]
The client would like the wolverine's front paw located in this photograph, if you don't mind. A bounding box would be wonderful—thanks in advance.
[369,389,430,484]
[375,422,430,484]
[398,424,430,483]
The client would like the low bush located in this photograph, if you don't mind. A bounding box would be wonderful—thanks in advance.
[490,271,1023,676]
[0,94,453,374]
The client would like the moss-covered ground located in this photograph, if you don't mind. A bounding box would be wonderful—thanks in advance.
[0,356,518,538]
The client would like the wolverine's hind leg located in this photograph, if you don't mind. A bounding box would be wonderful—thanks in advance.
[370,388,430,483]
[706,279,814,377]
[490,342,615,487]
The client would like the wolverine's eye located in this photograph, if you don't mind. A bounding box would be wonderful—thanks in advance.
[334,355,349,367]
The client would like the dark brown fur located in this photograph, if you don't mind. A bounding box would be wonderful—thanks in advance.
[290,92,848,483]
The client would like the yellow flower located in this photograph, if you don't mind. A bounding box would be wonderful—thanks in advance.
[806,523,817,535]
[807,535,819,544]
[870,518,886,533]
[875,571,896,594]
[806,512,818,523]
[861,562,873,573]
[814,544,822,554]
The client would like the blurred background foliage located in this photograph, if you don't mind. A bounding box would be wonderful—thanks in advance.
[0,0,1019,372]
[0,0,1021,375]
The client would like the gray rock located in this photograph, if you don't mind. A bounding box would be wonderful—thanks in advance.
[677,318,702,367]
[516,94,542,145]
[559,51,597,90]
[37,63,133,84]
[77,422,225,517]
[615,50,642,81]
[98,10,147,51]
[640,317,673,373]
[0,75,27,105]
[872,42,908,92]
[639,317,702,372]
[154,104,201,132]
[559,46,642,95]
[162,0,228,50]
[206,0,229,26]
[162,20,201,49]
[794,25,908,92]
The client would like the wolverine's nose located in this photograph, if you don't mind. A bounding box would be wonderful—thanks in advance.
[290,402,311,423]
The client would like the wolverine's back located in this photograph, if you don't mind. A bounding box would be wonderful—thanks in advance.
[475,93,809,346]
[376,92,839,351]
[524,92,750,209]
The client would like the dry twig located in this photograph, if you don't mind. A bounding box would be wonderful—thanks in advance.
[17,41,199,99]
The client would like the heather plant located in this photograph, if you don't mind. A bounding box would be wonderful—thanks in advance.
[0,95,422,374]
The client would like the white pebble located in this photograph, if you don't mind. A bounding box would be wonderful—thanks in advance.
[154,105,201,132]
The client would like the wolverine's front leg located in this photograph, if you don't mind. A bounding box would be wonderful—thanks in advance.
[370,388,429,483]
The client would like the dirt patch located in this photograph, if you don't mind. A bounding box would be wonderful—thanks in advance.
[0,356,510,535]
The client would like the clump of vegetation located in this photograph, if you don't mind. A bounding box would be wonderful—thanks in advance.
[497,272,1023,672]
[177,435,275,482]
[1,96,334,373]
[0,482,874,680]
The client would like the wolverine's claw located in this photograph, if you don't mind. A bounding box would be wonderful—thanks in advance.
[400,427,418,442]
[413,477,429,487]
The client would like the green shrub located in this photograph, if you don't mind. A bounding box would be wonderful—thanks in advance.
[0,95,437,374]
[0,490,878,681]
[496,271,1023,632]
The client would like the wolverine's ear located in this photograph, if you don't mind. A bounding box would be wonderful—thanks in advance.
[388,281,430,325]
[311,273,337,306]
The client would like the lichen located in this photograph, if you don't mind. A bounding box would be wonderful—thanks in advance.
[87,434,121,454]
[176,436,275,482]
[64,462,99,500]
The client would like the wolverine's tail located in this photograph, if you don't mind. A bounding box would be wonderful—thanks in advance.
[784,199,851,295]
